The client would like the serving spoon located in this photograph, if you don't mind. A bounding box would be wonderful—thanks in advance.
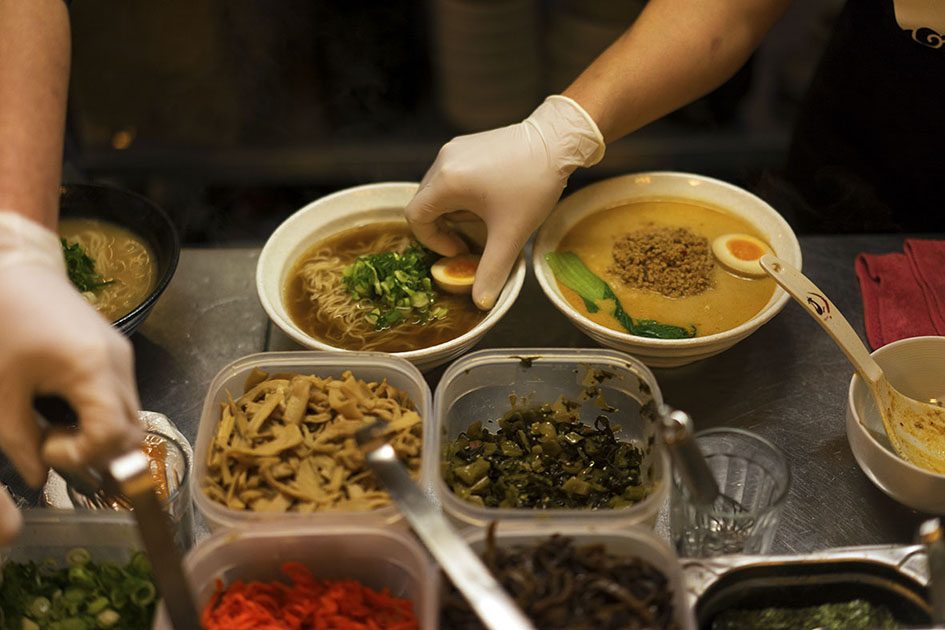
[355,422,536,630]
[659,405,737,509]
[759,254,945,474]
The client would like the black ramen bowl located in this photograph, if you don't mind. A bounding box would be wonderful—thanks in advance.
[59,183,180,336]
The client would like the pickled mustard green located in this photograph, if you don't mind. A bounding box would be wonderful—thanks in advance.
[443,397,648,509]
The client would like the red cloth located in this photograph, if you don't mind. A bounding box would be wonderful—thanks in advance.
[855,239,945,349]
[905,239,945,334]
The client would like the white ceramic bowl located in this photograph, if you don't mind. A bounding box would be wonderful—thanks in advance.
[533,171,802,367]
[846,335,945,514]
[256,182,525,372]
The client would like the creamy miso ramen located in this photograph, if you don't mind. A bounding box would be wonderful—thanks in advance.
[59,218,157,322]
[285,222,485,352]
[556,199,777,337]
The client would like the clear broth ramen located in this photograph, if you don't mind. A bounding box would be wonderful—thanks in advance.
[284,222,485,352]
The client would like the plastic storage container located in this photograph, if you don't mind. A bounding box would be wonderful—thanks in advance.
[431,348,670,529]
[2,508,143,563]
[449,523,696,630]
[1,509,157,629]
[192,351,433,532]
[159,523,437,630]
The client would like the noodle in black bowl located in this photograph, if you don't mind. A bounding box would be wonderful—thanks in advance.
[59,183,180,336]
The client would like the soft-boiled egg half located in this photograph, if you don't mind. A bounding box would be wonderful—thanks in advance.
[431,253,480,294]
[712,234,770,277]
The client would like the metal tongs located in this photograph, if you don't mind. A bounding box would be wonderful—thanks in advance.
[920,518,945,627]
[356,421,536,630]
[34,397,201,630]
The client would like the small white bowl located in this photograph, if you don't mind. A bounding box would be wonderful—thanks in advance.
[846,335,945,514]
[256,182,525,372]
[533,171,802,367]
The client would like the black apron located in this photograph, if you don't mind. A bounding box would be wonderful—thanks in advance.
[785,0,945,233]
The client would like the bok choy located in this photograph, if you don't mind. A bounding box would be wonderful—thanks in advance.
[545,251,696,340]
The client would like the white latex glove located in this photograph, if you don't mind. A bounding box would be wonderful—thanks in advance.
[0,211,143,541]
[406,95,605,309]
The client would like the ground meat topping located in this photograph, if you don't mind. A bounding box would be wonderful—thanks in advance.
[608,225,715,297]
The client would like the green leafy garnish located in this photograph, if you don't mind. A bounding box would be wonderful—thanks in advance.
[545,251,696,339]
[444,400,648,509]
[713,599,900,630]
[342,242,447,330]
[61,238,113,293]
[0,548,157,630]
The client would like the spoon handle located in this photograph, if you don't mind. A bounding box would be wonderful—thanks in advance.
[759,254,883,385]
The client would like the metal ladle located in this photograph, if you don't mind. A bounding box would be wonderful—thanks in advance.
[356,422,536,630]
[919,518,945,626]
[760,254,945,474]
[658,405,745,514]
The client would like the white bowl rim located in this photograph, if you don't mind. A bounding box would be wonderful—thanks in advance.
[256,181,526,361]
[532,170,803,347]
[847,335,945,482]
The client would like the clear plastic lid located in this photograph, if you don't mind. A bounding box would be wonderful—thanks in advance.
[2,508,143,564]
[430,348,670,530]
[154,522,437,630]
[191,350,433,532]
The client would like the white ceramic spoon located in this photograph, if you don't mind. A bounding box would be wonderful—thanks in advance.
[760,254,945,474]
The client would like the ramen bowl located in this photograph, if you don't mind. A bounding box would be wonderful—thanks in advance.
[60,183,180,336]
[256,182,525,372]
[846,335,945,514]
[533,171,801,368]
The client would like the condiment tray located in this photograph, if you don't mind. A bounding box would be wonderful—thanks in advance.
[683,544,932,629]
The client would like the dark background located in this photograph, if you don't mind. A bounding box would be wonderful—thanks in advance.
[62,0,842,246]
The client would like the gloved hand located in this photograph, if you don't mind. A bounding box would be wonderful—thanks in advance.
[0,211,143,541]
[405,95,605,310]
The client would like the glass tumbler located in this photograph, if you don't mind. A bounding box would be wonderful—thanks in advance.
[68,429,195,551]
[670,427,790,557]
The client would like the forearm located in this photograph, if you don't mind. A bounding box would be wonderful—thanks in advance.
[564,0,791,143]
[0,0,71,229]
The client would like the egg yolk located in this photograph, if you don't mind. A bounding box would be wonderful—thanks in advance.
[726,238,765,261]
[442,257,478,279]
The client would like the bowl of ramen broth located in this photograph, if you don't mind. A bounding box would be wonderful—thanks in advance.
[534,172,801,367]
[59,184,180,336]
[257,182,525,372]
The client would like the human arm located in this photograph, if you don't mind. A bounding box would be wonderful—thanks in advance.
[564,0,792,142]
[0,0,143,541]
[0,0,71,227]
[406,0,791,309]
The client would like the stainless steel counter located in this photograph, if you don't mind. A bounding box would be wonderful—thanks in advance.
[5,234,933,554]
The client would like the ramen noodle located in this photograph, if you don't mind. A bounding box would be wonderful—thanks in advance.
[59,218,156,322]
[284,222,485,352]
